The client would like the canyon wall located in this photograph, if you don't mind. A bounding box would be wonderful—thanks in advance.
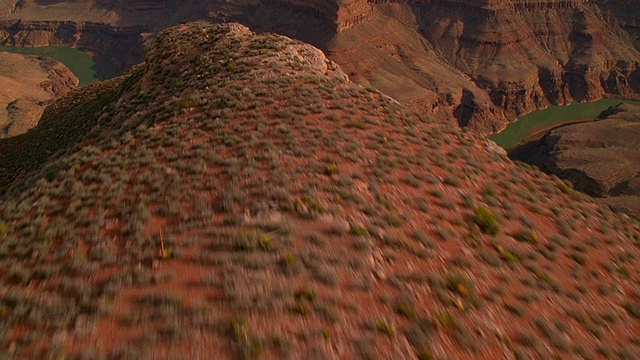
[2,0,640,134]
[232,0,373,46]
[409,0,640,132]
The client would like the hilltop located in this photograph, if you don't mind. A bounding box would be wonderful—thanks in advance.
[0,23,639,359]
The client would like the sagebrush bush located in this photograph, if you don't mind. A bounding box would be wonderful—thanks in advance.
[473,206,500,235]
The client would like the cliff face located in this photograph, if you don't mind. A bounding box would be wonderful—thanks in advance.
[595,0,640,49]
[227,0,373,46]
[409,0,640,131]
[3,0,640,133]
[327,3,507,131]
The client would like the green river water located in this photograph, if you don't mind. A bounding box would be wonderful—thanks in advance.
[1,45,636,150]
[489,99,640,149]
[0,45,119,86]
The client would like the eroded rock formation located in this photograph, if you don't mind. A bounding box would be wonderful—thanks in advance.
[2,0,640,133]
[0,52,77,137]
[411,0,640,131]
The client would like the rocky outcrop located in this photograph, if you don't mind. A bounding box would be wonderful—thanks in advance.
[231,0,373,46]
[0,52,77,137]
[510,103,640,219]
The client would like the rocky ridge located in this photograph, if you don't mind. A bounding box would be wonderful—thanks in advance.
[0,22,638,359]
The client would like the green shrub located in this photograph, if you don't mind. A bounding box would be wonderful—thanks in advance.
[417,349,434,360]
[374,319,394,336]
[515,230,538,244]
[350,225,367,236]
[396,302,417,320]
[324,165,339,175]
[473,207,499,235]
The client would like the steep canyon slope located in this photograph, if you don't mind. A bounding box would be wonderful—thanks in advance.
[329,0,640,132]
[0,52,77,137]
[3,1,640,133]
[0,22,639,359]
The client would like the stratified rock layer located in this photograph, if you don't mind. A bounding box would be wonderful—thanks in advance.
[2,0,640,133]
[412,0,640,131]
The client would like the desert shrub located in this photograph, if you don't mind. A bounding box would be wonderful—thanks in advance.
[515,230,538,244]
[473,206,499,235]
[374,319,394,336]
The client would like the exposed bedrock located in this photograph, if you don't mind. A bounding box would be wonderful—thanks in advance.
[595,0,640,50]
[236,0,373,46]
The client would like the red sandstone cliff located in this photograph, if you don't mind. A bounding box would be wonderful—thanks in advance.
[410,0,640,131]
[230,0,640,133]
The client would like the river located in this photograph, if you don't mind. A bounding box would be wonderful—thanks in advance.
[489,99,640,149]
[0,45,119,86]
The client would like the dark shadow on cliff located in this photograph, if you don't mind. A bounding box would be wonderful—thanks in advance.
[453,89,477,127]
[87,49,120,81]
[509,134,609,199]
[33,0,336,49]
[237,1,336,50]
